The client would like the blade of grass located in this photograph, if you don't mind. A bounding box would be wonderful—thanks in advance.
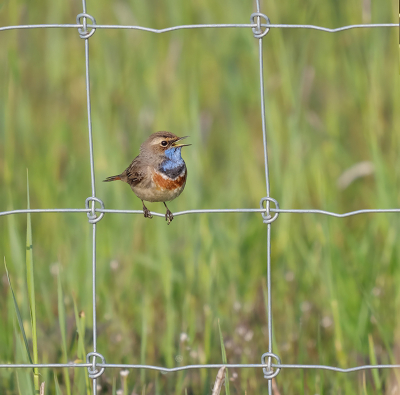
[217,320,229,395]
[362,370,368,395]
[54,372,63,395]
[57,272,71,395]
[73,299,90,395]
[15,326,35,395]
[15,358,34,395]
[41,362,49,395]
[140,295,148,385]
[331,299,346,367]
[4,257,33,366]
[121,370,129,395]
[368,334,381,391]
[73,299,86,359]
[6,196,25,288]
[112,376,116,395]
[26,170,40,393]
[16,371,23,395]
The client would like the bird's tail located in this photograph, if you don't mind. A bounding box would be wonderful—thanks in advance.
[103,175,122,182]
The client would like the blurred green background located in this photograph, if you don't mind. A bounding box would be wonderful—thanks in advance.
[0,0,399,393]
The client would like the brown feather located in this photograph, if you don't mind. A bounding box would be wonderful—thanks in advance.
[122,155,145,187]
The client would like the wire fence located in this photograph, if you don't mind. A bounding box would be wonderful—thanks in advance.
[0,0,398,393]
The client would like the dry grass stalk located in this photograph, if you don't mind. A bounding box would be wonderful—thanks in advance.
[212,366,226,395]
[271,378,281,395]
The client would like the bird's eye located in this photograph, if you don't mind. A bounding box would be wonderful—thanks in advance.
[161,141,168,147]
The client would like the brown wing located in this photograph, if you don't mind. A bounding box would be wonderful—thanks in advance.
[123,156,145,187]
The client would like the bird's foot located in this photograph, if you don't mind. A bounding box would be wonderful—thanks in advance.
[142,203,153,219]
[165,209,174,225]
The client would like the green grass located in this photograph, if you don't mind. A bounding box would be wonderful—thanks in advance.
[58,270,71,395]
[25,172,40,394]
[0,0,399,394]
[218,320,229,395]
[4,257,33,367]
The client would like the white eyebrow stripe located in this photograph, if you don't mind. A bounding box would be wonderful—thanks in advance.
[149,137,175,145]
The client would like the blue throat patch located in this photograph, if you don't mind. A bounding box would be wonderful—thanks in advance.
[160,147,185,178]
[164,147,183,162]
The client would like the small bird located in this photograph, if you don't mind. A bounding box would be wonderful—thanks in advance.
[103,132,190,224]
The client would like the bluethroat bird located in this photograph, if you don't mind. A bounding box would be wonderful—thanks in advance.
[103,132,190,224]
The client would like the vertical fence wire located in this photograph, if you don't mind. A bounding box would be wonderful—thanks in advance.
[254,1,273,393]
[91,223,98,394]
[254,1,275,392]
[255,1,271,199]
[80,0,98,392]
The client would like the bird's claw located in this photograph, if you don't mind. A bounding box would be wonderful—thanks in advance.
[165,209,174,225]
[143,207,153,219]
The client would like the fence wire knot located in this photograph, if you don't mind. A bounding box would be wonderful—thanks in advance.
[250,13,271,38]
[86,352,106,379]
[260,197,279,224]
[77,13,96,39]
[85,197,105,224]
[261,352,281,379]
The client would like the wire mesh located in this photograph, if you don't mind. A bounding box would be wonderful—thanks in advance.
[0,0,398,394]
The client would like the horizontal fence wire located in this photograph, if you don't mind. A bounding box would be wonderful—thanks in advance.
[0,22,397,33]
[0,3,399,394]
[3,362,400,373]
[1,207,400,218]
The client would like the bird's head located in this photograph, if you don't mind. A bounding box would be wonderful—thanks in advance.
[141,132,190,160]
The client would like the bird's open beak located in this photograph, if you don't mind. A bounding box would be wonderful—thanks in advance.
[172,136,191,148]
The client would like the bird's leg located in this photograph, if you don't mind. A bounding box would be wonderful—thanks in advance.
[142,200,153,219]
[163,202,174,224]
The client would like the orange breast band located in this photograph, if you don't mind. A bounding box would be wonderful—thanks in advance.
[152,172,186,190]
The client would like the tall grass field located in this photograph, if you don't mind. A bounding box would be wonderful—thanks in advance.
[0,0,398,393]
